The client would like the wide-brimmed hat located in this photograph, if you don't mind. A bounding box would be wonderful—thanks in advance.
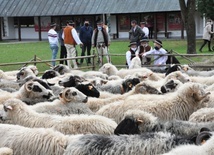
[153,40,162,47]
[128,42,137,47]
[140,39,149,42]
[67,20,75,25]
[50,22,57,27]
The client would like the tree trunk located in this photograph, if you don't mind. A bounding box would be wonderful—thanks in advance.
[179,0,196,54]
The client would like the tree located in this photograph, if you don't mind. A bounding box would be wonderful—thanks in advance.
[197,0,214,20]
[179,0,196,54]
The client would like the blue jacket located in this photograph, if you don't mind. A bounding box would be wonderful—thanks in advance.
[79,26,93,44]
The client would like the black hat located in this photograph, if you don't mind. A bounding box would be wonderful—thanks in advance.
[153,40,162,47]
[50,22,57,27]
[97,21,103,25]
[140,21,146,25]
[128,42,137,47]
[140,39,149,42]
[67,20,75,25]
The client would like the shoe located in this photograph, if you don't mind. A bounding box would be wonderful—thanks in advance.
[199,49,202,52]
[209,49,212,52]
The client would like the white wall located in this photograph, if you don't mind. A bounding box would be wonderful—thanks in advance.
[2,17,15,39]
[15,28,48,40]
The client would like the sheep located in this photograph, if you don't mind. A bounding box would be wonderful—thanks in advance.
[0,124,67,155]
[97,83,210,123]
[97,78,140,94]
[0,147,13,155]
[162,131,214,155]
[0,79,20,92]
[129,56,141,69]
[189,75,214,85]
[0,98,117,135]
[189,107,214,123]
[53,64,83,75]
[88,81,161,112]
[16,65,38,81]
[99,63,161,80]
[160,79,183,94]
[41,69,60,79]
[0,81,55,105]
[116,110,214,138]
[0,70,16,81]
[31,87,94,115]
[64,131,195,155]
[180,64,214,77]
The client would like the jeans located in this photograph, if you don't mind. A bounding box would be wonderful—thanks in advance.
[50,44,58,67]
[81,42,92,63]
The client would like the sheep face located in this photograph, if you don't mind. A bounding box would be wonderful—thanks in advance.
[0,99,22,121]
[58,75,84,87]
[59,87,88,103]
[161,80,178,93]
[166,71,190,83]
[53,64,70,75]
[99,63,117,76]
[75,82,100,98]
[20,81,55,104]
[17,67,36,81]
[122,78,140,93]
[41,70,60,79]
[135,82,162,94]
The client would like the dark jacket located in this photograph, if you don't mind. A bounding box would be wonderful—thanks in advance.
[79,26,93,44]
[129,25,145,43]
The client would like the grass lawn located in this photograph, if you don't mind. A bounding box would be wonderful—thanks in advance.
[0,39,213,72]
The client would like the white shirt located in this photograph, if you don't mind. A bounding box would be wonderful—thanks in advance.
[143,48,168,66]
[142,27,149,37]
[62,28,82,45]
[48,29,58,45]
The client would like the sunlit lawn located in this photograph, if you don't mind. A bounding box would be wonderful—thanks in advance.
[0,39,213,72]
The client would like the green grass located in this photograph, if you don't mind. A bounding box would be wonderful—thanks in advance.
[0,39,213,72]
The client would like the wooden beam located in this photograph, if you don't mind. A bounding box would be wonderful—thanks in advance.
[18,17,21,41]
[0,17,2,41]
[116,15,119,38]
[38,16,42,41]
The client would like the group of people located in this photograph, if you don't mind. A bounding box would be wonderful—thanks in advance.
[48,20,111,69]
[127,20,168,72]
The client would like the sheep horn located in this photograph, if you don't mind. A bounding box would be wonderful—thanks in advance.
[196,131,212,145]
[199,92,211,100]
[25,81,34,92]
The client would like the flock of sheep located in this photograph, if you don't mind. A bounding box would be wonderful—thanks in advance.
[0,63,214,155]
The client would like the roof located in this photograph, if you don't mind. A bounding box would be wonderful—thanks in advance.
[0,0,181,17]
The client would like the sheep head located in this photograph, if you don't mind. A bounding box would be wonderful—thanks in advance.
[59,87,88,104]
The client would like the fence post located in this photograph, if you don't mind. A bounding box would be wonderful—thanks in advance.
[34,55,37,66]
[92,49,96,71]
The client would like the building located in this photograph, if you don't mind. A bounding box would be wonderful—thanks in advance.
[0,0,204,41]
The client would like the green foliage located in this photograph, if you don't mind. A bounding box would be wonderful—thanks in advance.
[197,0,214,20]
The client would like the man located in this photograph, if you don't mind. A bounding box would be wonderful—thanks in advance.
[79,20,93,65]
[140,22,149,39]
[199,20,214,52]
[62,20,83,69]
[48,22,59,67]
[92,21,111,66]
[129,20,145,45]
[126,42,138,68]
[137,39,152,65]
[142,40,168,72]
[58,23,67,65]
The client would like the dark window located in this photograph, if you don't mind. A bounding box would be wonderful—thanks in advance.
[14,17,34,28]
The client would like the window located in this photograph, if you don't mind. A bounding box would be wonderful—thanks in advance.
[168,12,182,30]
[14,17,34,28]
[118,15,130,32]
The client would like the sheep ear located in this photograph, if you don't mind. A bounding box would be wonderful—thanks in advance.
[4,105,13,111]
[25,82,34,92]
[136,118,143,124]
[101,80,108,84]
[88,85,93,90]
[128,83,133,88]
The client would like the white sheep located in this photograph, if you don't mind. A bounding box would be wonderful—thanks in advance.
[129,56,141,69]
[1,98,117,135]
[16,65,38,81]
[0,147,13,155]
[87,81,161,112]
[0,81,55,105]
[189,75,214,85]
[0,124,67,155]
[31,87,94,115]
[0,70,16,81]
[189,107,214,123]
[97,83,210,123]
